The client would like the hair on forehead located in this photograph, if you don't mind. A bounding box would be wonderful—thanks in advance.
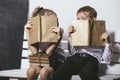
[77,6,97,18]
[32,6,57,17]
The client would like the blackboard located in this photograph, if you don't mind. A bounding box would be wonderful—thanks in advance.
[0,0,28,70]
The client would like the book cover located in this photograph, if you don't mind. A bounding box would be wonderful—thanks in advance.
[70,20,90,46]
[91,20,106,46]
[28,15,58,44]
[70,20,106,47]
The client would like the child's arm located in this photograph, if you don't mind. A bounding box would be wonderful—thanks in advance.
[24,21,38,55]
[46,43,57,56]
[101,33,112,64]
[45,27,63,56]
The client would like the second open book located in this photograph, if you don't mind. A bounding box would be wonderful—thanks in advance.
[70,20,106,47]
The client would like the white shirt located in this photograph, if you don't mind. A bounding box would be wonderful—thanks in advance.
[68,39,112,64]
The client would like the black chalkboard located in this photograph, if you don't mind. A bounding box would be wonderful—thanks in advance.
[0,0,28,70]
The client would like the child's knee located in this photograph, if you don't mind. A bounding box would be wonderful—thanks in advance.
[27,67,36,75]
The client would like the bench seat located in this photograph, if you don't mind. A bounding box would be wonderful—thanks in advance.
[0,69,120,80]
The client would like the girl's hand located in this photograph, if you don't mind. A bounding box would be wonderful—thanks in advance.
[24,21,33,43]
[51,27,63,40]
[24,21,33,30]
[51,27,60,34]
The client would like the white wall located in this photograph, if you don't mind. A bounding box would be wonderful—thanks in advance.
[22,1,120,74]
[29,0,120,42]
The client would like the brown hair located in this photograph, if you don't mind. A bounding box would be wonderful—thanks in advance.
[31,6,57,17]
[77,6,97,19]
[31,6,59,26]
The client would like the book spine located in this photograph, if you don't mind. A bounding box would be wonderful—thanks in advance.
[29,59,49,64]
[38,15,41,42]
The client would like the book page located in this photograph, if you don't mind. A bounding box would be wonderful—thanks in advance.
[41,16,58,42]
[28,15,58,44]
[70,20,90,46]
[91,20,106,46]
[28,15,40,44]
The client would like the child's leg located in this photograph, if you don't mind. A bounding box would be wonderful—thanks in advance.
[27,66,41,80]
[40,66,54,80]
[79,59,99,80]
[52,56,77,80]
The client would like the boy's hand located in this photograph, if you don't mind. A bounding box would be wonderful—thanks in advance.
[68,25,76,33]
[68,25,76,37]
[100,33,110,44]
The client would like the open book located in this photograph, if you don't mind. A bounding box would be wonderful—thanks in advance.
[28,15,58,44]
[70,20,106,47]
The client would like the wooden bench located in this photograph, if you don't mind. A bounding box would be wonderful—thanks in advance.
[0,68,120,80]
[0,69,27,80]
[0,36,120,80]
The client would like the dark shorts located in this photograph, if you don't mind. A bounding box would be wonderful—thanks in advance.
[50,61,63,71]
[49,52,64,71]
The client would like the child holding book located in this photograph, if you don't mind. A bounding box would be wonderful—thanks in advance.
[52,6,112,80]
[24,6,65,80]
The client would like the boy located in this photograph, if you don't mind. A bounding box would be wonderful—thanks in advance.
[52,6,112,80]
